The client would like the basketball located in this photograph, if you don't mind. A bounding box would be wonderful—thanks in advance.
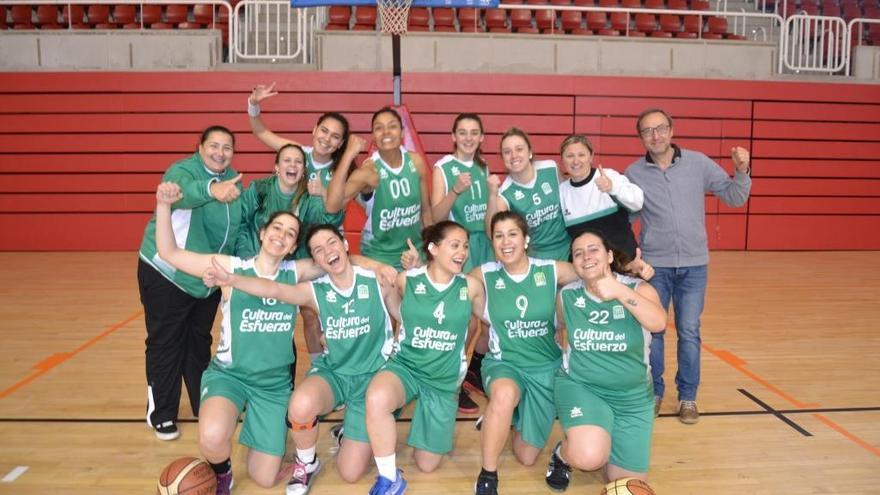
[599,477,656,495]
[156,457,216,495]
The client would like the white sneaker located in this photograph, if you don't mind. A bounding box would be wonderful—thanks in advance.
[286,456,321,495]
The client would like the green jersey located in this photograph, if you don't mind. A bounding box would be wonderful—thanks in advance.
[235,175,302,259]
[434,155,489,233]
[559,275,652,396]
[481,258,561,366]
[394,267,472,393]
[297,146,345,229]
[310,266,394,375]
[215,257,298,385]
[499,160,570,261]
[361,149,423,268]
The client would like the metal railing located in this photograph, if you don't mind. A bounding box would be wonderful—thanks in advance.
[846,17,880,76]
[231,0,322,63]
[779,14,847,73]
[0,0,234,57]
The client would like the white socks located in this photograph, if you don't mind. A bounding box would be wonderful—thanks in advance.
[374,454,397,481]
[297,445,316,464]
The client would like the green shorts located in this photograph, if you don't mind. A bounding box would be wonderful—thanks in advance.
[307,366,375,443]
[464,231,495,273]
[200,364,291,457]
[380,359,457,455]
[482,358,560,450]
[554,371,654,473]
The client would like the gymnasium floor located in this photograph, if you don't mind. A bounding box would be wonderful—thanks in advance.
[0,251,877,494]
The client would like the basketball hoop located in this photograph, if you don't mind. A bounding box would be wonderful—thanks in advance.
[377,0,413,35]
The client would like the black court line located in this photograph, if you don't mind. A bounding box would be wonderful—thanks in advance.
[738,388,812,437]
[1,404,879,424]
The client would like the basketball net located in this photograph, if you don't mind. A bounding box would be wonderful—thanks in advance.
[377,0,412,35]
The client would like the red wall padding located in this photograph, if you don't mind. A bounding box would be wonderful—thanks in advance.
[0,72,878,251]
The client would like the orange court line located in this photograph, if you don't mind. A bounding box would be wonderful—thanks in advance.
[0,310,143,400]
[670,321,876,458]
[813,414,880,458]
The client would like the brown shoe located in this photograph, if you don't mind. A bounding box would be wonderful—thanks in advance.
[654,396,662,417]
[678,400,699,424]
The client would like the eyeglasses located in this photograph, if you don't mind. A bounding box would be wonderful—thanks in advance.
[638,124,670,138]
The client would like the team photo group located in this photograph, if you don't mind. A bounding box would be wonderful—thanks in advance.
[138,83,752,495]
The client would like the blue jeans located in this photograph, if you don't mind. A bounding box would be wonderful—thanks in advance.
[648,265,707,402]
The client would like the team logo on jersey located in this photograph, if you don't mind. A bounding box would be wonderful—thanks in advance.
[513,190,525,201]
[451,166,460,176]
[357,284,369,299]
[534,272,547,287]
[494,278,506,290]
[379,168,389,179]
[409,162,417,173]
[459,287,468,300]
[414,282,427,295]
[541,182,553,195]
[574,296,586,308]
[570,406,583,418]
[325,291,337,303]
[612,305,625,320]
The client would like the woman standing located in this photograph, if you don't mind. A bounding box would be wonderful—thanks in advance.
[205,224,398,495]
[325,106,433,269]
[431,113,494,413]
[545,230,666,491]
[471,211,578,495]
[364,221,485,495]
[137,125,242,441]
[558,134,653,279]
[486,127,570,261]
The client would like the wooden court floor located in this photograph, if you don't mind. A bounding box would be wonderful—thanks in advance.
[0,251,878,494]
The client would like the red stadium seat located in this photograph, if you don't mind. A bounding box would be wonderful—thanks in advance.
[432,7,455,29]
[62,5,86,28]
[635,13,656,32]
[140,5,163,26]
[573,0,595,5]
[87,5,113,28]
[667,0,688,9]
[485,8,507,28]
[527,0,549,4]
[707,16,727,34]
[799,2,819,14]
[597,28,620,34]
[458,8,484,31]
[622,0,642,7]
[510,9,533,28]
[599,0,619,6]
[551,0,572,5]
[651,30,673,36]
[691,0,710,10]
[535,9,557,30]
[683,14,703,33]
[326,6,351,29]
[570,27,593,34]
[627,29,646,36]
[164,5,189,25]
[517,26,540,32]
[660,14,681,33]
[676,30,697,37]
[586,11,608,30]
[822,4,841,16]
[193,5,216,25]
[0,6,7,29]
[12,5,34,29]
[610,11,629,31]
[408,7,429,27]
[354,6,376,29]
[703,32,723,38]
[36,5,60,28]
[645,0,665,8]
[561,10,583,30]
[726,33,746,39]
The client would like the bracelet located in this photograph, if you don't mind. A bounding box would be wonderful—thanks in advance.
[451,187,461,195]
[247,100,260,117]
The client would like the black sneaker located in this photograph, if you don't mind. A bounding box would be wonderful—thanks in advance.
[462,369,485,397]
[153,420,180,441]
[545,442,571,492]
[474,472,498,495]
[458,390,479,414]
[329,424,344,455]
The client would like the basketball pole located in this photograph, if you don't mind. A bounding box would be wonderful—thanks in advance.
[392,33,402,105]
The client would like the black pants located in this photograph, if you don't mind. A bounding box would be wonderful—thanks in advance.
[138,259,220,426]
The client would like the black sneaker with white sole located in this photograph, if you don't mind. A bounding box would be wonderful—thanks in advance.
[545,442,571,492]
[153,420,180,441]
[474,471,498,495]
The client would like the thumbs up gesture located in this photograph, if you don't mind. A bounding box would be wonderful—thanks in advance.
[400,238,422,270]
[595,165,612,193]
[204,256,234,288]
[593,262,622,301]
[210,173,243,203]
[631,248,654,281]
[731,146,750,173]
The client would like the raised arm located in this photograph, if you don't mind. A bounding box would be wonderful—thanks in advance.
[555,261,579,287]
[154,182,232,277]
[602,166,644,212]
[484,174,508,236]
[431,164,472,222]
[248,82,299,151]
[324,135,368,214]
[412,154,434,228]
[207,257,316,310]
[707,147,751,208]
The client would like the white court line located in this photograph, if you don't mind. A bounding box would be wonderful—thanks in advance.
[1,466,28,482]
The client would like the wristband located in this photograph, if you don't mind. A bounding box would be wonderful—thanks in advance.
[247,100,260,117]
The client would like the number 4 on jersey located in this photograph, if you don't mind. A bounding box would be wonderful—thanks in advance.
[434,302,446,325]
